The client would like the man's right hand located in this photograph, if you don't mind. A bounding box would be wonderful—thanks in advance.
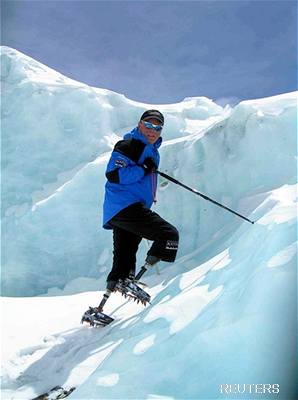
[142,157,157,174]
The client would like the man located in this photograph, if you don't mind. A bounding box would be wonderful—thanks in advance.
[102,109,179,301]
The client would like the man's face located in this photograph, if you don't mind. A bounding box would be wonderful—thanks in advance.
[138,118,163,144]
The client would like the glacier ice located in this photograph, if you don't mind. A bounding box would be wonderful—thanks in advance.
[2,47,296,297]
[1,46,297,399]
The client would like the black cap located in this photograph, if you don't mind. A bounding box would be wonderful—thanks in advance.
[140,109,164,125]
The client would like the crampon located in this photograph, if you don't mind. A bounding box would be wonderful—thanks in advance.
[81,307,114,327]
[32,385,76,400]
[115,278,151,306]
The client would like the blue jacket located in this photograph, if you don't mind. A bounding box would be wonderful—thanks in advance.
[103,127,162,229]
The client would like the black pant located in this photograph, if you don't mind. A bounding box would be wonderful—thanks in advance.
[106,202,179,283]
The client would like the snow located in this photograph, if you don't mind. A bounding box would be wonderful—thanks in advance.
[144,284,223,335]
[133,334,156,355]
[1,46,297,399]
[267,242,297,268]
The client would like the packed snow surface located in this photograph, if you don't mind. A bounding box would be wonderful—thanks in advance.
[1,47,297,399]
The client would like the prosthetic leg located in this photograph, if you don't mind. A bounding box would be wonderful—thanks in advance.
[81,256,160,327]
[81,289,114,327]
[135,255,160,281]
[114,256,160,305]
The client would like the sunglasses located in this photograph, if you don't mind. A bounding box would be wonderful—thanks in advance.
[142,120,163,132]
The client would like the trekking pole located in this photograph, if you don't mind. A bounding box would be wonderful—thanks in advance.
[156,170,255,225]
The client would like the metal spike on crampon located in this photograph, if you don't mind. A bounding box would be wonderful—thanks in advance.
[81,307,114,327]
[32,386,76,400]
[115,278,151,306]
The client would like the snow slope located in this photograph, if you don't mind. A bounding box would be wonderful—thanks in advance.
[1,47,297,399]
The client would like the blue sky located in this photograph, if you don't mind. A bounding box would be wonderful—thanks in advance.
[2,0,297,105]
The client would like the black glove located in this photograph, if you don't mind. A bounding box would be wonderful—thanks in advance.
[142,157,157,174]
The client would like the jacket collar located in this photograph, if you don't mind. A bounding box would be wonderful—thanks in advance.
[124,127,162,149]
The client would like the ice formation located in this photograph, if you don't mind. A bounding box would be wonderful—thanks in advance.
[1,47,297,399]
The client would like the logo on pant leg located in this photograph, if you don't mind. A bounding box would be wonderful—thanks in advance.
[165,240,178,250]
